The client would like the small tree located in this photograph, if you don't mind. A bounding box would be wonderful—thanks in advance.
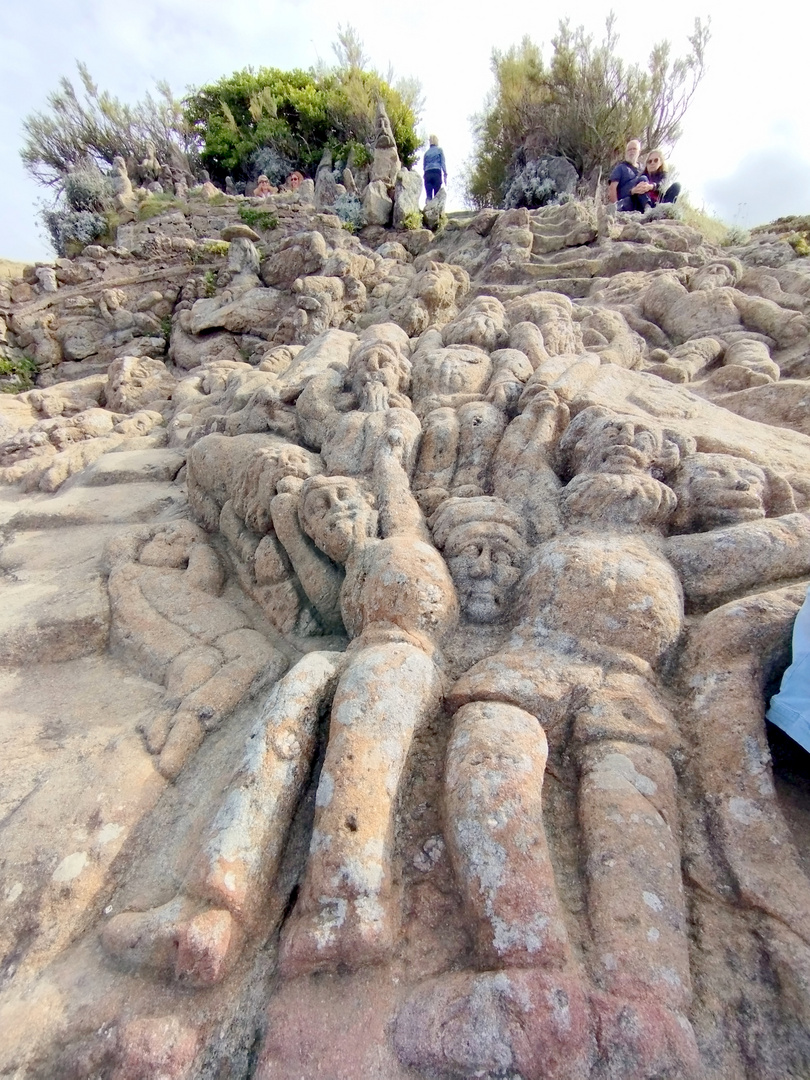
[21,62,197,187]
[466,15,710,207]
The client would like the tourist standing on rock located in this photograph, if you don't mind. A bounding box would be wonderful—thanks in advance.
[608,137,654,212]
[423,135,447,199]
[642,149,682,206]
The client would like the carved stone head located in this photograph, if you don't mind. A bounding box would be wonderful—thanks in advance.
[299,475,377,563]
[235,442,322,534]
[374,101,396,150]
[442,297,508,352]
[668,452,771,532]
[411,344,492,406]
[558,406,683,479]
[348,327,412,411]
[431,496,527,623]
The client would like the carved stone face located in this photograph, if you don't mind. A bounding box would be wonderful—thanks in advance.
[444,521,526,623]
[412,345,492,401]
[349,342,411,411]
[690,263,736,292]
[568,412,663,476]
[300,476,376,563]
[443,298,507,352]
[670,453,767,531]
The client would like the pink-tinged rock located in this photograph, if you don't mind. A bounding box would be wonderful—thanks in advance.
[111,1016,199,1080]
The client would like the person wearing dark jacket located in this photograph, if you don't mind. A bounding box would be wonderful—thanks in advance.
[423,135,447,199]
[608,138,654,212]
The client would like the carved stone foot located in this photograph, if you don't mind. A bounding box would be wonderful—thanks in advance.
[279,896,395,977]
[393,969,594,1080]
[590,991,701,1080]
[101,898,238,986]
[157,710,206,780]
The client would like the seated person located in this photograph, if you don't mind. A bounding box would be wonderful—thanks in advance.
[608,138,654,212]
[254,174,274,197]
[643,149,682,206]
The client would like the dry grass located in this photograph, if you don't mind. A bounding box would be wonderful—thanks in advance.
[0,259,30,281]
[677,197,729,246]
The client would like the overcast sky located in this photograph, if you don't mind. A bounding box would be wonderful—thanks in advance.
[2,0,807,262]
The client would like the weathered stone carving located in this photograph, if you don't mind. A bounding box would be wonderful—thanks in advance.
[6,193,810,1080]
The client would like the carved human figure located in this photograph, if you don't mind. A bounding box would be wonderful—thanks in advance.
[103,430,457,985]
[398,405,810,1080]
[397,400,699,1080]
[137,140,162,186]
[296,323,422,477]
[410,334,533,513]
[639,263,810,349]
[187,433,324,633]
[105,521,287,779]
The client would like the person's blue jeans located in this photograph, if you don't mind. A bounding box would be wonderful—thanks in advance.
[424,170,443,200]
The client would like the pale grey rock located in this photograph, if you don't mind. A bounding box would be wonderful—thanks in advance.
[392,170,423,230]
[362,181,393,227]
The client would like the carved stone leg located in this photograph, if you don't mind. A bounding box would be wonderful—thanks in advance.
[102,651,343,985]
[444,701,571,969]
[279,642,443,976]
[394,968,593,1080]
[577,738,700,1078]
[394,701,595,1079]
[451,401,507,498]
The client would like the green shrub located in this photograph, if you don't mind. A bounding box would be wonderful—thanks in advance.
[400,209,422,231]
[0,354,38,394]
[63,165,112,211]
[333,192,364,231]
[787,232,810,257]
[677,196,728,246]
[138,193,187,220]
[239,205,278,231]
[183,59,420,185]
[721,224,751,247]
[467,16,709,207]
[43,208,107,255]
[203,269,218,296]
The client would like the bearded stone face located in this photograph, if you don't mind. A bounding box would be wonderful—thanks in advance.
[444,521,526,623]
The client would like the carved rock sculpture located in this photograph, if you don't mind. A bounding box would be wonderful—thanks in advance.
[4,195,810,1080]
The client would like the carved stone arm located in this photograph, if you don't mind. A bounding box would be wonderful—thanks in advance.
[270,490,344,633]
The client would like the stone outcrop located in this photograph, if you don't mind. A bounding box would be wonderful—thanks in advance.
[3,192,810,1080]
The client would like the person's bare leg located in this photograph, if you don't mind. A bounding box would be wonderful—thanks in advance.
[280,642,442,976]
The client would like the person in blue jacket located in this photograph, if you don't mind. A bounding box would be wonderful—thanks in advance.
[608,137,654,212]
[768,585,810,752]
[423,135,447,200]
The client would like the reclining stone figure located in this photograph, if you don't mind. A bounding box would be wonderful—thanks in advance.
[102,428,457,982]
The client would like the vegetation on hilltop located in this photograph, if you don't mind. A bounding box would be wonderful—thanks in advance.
[183,26,421,184]
[466,16,710,208]
[20,63,197,188]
